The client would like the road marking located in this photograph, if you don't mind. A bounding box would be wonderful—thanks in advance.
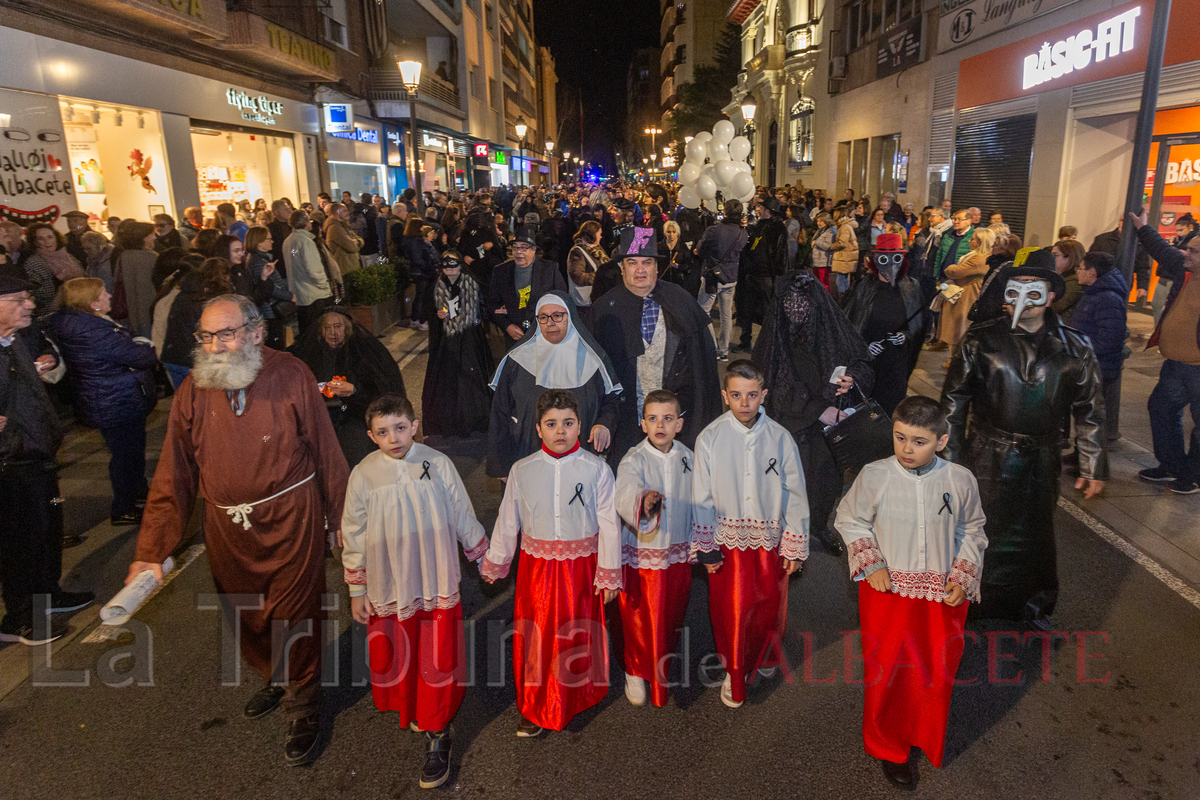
[468,586,515,621]
[1059,497,1200,611]
[81,544,208,643]
[397,343,429,371]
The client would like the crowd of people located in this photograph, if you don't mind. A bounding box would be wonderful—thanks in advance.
[0,174,1197,791]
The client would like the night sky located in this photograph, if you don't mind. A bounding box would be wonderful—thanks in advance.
[533,0,660,173]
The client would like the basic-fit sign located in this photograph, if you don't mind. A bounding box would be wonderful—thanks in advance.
[1021,7,1140,89]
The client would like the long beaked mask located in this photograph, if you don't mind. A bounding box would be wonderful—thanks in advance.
[1004,279,1050,330]
[873,252,905,286]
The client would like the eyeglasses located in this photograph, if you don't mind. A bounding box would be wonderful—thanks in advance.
[536,311,567,324]
[194,323,247,344]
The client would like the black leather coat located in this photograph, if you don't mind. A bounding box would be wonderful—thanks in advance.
[941,316,1108,620]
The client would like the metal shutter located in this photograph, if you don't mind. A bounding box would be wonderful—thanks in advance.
[952,114,1037,239]
[928,74,957,171]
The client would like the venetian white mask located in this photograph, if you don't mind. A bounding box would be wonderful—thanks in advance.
[1004,279,1051,330]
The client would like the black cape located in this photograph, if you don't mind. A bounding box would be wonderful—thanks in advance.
[842,274,924,415]
[288,309,406,466]
[592,279,722,467]
[423,272,494,438]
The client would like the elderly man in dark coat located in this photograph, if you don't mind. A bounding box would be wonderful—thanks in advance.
[592,227,722,468]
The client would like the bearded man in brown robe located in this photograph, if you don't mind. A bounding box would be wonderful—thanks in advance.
[126,293,349,766]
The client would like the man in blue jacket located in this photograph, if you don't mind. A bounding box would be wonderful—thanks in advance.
[1071,252,1128,441]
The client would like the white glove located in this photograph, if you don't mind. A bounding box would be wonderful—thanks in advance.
[887,332,907,346]
[867,341,884,357]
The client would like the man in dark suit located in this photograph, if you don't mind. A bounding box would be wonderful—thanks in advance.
[485,226,567,346]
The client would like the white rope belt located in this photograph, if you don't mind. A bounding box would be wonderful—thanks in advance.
[215,473,315,531]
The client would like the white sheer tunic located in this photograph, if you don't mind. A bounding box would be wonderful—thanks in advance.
[482,446,623,590]
[691,410,810,562]
[341,444,489,618]
[835,456,988,602]
[614,437,695,569]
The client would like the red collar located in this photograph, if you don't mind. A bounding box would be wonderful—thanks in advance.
[542,441,581,459]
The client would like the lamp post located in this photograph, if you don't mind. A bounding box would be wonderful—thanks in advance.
[398,59,424,213]
[514,115,528,187]
[740,97,757,131]
[644,126,662,159]
[545,139,554,184]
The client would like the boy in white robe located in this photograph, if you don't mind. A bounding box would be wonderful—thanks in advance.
[482,388,622,737]
[692,360,809,709]
[835,395,987,790]
[341,394,489,790]
[613,389,694,707]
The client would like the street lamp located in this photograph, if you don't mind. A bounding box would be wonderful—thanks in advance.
[514,116,528,186]
[740,97,757,130]
[644,126,662,165]
[398,59,425,213]
[545,140,554,183]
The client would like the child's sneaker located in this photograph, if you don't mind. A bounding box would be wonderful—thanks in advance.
[419,731,452,789]
[516,716,544,738]
[720,673,743,709]
[624,673,647,706]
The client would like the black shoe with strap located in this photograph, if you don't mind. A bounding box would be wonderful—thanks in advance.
[419,730,453,789]
[284,715,321,766]
[880,758,918,790]
[244,685,286,719]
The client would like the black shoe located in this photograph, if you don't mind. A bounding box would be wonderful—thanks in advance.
[284,715,321,766]
[244,685,286,719]
[815,528,846,556]
[1166,479,1200,495]
[1138,466,1176,484]
[0,614,69,645]
[420,731,452,789]
[880,758,918,790]
[49,590,95,613]
[516,715,544,738]
[110,509,144,526]
[61,534,86,549]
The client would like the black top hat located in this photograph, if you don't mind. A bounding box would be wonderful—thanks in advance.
[1002,249,1066,298]
[513,226,537,248]
[615,227,660,260]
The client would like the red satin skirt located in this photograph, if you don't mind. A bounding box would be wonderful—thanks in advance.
[367,604,466,732]
[858,582,969,767]
[513,552,609,730]
[707,546,788,704]
[614,562,692,707]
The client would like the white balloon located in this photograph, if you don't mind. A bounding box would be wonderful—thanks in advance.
[714,159,739,187]
[678,185,701,209]
[693,131,713,144]
[696,174,718,200]
[730,171,755,199]
[678,162,701,185]
[712,119,736,145]
[685,138,708,164]
[728,136,751,162]
[735,161,752,173]
[707,141,729,162]
[738,188,756,204]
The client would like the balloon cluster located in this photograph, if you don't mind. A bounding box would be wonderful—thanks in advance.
[676,119,754,209]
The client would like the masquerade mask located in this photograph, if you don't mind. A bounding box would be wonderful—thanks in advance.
[873,252,905,285]
[1004,279,1050,330]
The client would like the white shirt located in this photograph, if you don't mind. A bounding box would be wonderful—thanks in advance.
[482,446,623,590]
[834,456,987,602]
[340,444,489,618]
[614,437,695,569]
[691,409,810,561]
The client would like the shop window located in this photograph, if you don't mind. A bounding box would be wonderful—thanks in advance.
[61,99,173,226]
[845,0,918,51]
[789,98,814,167]
[190,127,299,218]
[323,0,350,50]
[329,162,384,200]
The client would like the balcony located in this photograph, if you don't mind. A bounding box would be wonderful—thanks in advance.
[746,44,785,74]
[660,76,675,106]
[660,43,675,75]
[369,66,462,115]
[660,3,676,40]
[220,11,338,80]
[726,0,762,24]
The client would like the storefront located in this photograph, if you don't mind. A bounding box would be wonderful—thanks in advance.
[0,24,320,232]
[325,117,386,202]
[490,149,511,187]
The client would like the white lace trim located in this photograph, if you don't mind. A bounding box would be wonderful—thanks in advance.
[848,537,887,577]
[621,541,692,569]
[595,566,623,591]
[520,533,599,561]
[371,593,461,621]
[887,570,953,603]
[948,557,982,603]
[714,517,783,551]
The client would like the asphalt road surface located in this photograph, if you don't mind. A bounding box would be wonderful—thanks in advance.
[1,336,1198,800]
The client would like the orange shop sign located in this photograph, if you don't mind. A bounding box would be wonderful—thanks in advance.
[956,0,1200,109]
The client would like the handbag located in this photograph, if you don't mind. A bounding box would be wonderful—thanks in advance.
[939,283,965,304]
[822,385,894,476]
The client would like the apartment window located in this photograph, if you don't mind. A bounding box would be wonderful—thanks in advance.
[845,0,917,51]
[790,98,814,167]
[489,78,500,110]
[322,0,350,50]
[676,44,687,65]
[485,2,495,31]
[470,65,484,100]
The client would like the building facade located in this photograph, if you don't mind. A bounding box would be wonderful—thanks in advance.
[626,47,663,176]
[659,0,729,129]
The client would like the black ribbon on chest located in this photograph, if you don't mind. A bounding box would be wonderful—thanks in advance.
[938,492,952,516]
[420,461,432,480]
[765,458,779,476]
[569,483,585,507]
[681,456,691,474]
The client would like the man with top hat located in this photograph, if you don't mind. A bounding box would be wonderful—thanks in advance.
[940,250,1108,627]
[485,224,567,346]
[842,232,925,415]
[593,226,722,468]
[734,199,791,353]
[0,275,91,645]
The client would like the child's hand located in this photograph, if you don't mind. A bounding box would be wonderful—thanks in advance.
[943,581,967,607]
[704,559,723,574]
[351,594,371,625]
[783,557,803,575]
[595,587,619,604]
[642,490,663,518]
[866,568,892,593]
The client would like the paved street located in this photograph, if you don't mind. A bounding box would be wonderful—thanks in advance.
[1,319,1198,799]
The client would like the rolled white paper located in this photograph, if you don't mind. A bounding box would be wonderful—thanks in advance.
[100,557,175,624]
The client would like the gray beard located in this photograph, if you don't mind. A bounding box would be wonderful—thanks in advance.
[191,341,264,390]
